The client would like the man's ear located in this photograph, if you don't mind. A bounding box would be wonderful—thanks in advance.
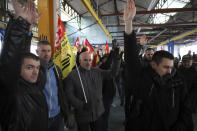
[151,61,157,69]
[78,58,81,64]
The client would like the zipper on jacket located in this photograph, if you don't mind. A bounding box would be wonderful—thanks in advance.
[54,66,60,78]
[149,84,154,96]
[48,70,53,118]
[172,88,175,108]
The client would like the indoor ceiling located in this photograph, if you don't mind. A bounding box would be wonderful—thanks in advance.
[63,0,197,45]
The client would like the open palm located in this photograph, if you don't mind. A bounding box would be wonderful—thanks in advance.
[123,0,136,22]
[12,0,39,25]
[140,35,148,46]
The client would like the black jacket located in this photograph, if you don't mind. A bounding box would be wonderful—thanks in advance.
[100,51,116,108]
[141,57,151,68]
[0,17,48,131]
[178,66,197,112]
[16,78,48,131]
[64,57,120,123]
[124,32,193,131]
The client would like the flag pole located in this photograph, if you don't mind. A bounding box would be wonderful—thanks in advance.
[76,64,88,103]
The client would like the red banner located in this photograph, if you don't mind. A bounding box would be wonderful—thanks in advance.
[105,41,110,54]
[85,39,94,54]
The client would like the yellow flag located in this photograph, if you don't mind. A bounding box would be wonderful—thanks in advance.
[53,15,76,79]
[54,34,76,79]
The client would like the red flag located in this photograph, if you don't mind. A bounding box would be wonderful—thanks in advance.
[105,41,110,54]
[91,51,100,67]
[85,39,94,54]
[97,50,100,57]
[74,37,80,48]
[55,14,65,51]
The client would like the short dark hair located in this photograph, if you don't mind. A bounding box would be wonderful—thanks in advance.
[38,40,50,46]
[20,52,40,65]
[152,50,174,65]
[145,48,154,52]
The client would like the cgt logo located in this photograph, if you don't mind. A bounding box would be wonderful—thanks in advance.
[86,46,90,53]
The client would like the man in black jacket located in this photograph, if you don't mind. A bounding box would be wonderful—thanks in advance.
[123,0,193,131]
[178,55,197,112]
[64,51,120,131]
[0,0,48,130]
[141,48,154,67]
[99,52,116,131]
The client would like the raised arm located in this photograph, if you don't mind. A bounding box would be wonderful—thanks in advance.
[0,0,39,90]
[123,0,141,96]
[99,48,121,80]
[124,0,136,34]
[123,0,140,72]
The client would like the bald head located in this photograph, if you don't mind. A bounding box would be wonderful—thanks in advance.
[79,51,92,70]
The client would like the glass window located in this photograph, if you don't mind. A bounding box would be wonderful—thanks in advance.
[152,0,190,24]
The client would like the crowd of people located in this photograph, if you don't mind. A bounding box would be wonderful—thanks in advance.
[0,0,197,131]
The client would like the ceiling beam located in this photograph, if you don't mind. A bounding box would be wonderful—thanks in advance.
[62,0,81,17]
[118,0,147,10]
[90,0,102,17]
[113,33,179,37]
[115,39,124,40]
[80,0,112,41]
[148,29,168,43]
[110,29,164,33]
[109,28,194,34]
[150,27,197,48]
[99,0,113,8]
[81,0,113,17]
[114,0,120,25]
[110,31,124,33]
[106,22,197,27]
[112,36,124,37]
[101,8,197,17]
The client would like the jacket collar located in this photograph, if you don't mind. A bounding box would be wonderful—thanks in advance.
[40,59,54,69]
[150,67,178,88]
[19,76,38,87]
[79,66,91,73]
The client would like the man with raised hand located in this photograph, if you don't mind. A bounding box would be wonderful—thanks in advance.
[0,0,48,131]
[178,55,197,113]
[124,0,193,131]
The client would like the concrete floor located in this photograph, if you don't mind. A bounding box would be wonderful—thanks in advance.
[108,97,125,131]
[193,113,197,131]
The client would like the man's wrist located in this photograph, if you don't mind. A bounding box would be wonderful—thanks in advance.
[125,21,133,35]
[17,16,30,25]
[15,16,31,32]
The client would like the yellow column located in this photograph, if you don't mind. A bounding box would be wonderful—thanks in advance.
[38,0,55,54]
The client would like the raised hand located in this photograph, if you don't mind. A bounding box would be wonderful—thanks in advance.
[140,35,148,46]
[12,0,40,25]
[123,0,136,22]
[123,0,136,34]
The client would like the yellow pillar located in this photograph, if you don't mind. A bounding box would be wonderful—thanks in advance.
[38,0,55,54]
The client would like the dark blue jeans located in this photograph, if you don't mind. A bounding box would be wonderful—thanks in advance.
[48,113,64,131]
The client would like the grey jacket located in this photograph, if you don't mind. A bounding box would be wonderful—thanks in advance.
[64,58,120,123]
